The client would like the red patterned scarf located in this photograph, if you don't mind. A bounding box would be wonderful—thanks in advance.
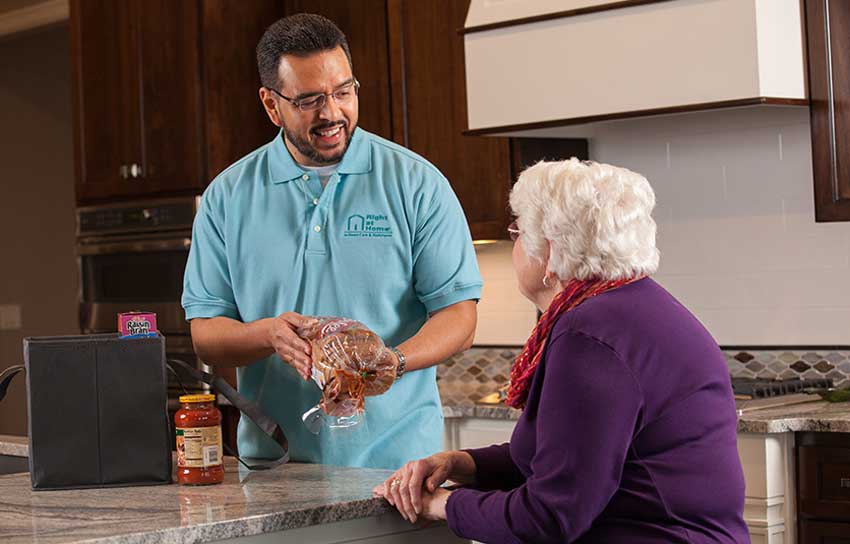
[506,276,642,409]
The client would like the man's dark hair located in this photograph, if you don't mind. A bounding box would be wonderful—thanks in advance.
[256,13,353,90]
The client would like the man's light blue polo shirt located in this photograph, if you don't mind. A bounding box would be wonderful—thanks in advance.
[182,128,482,469]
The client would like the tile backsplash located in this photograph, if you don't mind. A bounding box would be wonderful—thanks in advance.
[724,349,850,388]
[589,106,850,346]
[472,241,537,346]
[438,347,850,406]
[470,107,848,355]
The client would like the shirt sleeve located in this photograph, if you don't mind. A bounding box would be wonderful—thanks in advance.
[182,187,240,320]
[463,443,526,491]
[411,174,482,313]
[445,331,643,544]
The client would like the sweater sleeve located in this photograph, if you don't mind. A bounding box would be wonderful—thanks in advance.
[445,330,643,544]
[463,443,526,491]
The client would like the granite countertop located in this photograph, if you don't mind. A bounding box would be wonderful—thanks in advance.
[442,399,850,434]
[0,457,396,544]
[0,434,27,457]
[736,399,850,433]
[442,403,520,420]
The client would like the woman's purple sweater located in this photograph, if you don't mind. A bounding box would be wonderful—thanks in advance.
[446,278,749,543]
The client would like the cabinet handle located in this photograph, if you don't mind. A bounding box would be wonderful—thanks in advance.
[129,163,142,179]
[119,165,129,179]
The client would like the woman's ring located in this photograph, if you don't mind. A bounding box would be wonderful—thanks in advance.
[390,478,401,488]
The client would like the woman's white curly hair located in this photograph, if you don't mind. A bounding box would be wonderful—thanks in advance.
[509,158,660,281]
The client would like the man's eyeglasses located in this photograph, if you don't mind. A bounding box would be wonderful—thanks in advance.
[507,220,520,242]
[268,79,360,112]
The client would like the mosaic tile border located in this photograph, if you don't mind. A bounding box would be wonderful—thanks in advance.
[437,347,850,407]
[724,349,850,389]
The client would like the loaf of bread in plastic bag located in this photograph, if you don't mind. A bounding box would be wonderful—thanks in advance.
[298,317,396,417]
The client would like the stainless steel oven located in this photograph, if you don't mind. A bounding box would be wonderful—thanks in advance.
[76,197,208,396]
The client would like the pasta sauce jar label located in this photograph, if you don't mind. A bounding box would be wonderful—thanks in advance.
[176,427,222,468]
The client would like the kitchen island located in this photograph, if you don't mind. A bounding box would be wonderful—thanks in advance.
[0,454,466,544]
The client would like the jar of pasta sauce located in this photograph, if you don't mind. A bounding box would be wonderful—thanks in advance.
[175,394,224,485]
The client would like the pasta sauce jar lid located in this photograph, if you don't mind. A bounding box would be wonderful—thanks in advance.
[179,393,216,404]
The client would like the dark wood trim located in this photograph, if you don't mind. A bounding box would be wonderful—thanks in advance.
[463,97,810,136]
[460,0,674,35]
[805,0,850,222]
[510,137,588,177]
[386,0,408,147]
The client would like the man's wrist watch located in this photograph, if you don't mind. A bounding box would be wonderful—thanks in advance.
[390,346,406,379]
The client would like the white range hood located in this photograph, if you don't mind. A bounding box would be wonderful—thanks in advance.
[463,0,808,136]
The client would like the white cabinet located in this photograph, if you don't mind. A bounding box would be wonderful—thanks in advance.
[738,432,797,544]
[464,0,807,134]
[444,418,516,452]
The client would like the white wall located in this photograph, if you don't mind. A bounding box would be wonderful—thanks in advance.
[591,106,850,345]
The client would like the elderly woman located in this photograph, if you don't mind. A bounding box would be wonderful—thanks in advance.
[374,159,748,543]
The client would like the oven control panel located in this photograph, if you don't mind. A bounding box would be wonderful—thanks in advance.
[77,197,200,236]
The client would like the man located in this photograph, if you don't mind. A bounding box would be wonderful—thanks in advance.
[182,13,481,469]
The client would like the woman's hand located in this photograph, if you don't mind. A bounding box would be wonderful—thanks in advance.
[420,487,451,521]
[372,452,457,523]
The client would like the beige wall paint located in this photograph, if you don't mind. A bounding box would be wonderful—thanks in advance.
[0,24,77,435]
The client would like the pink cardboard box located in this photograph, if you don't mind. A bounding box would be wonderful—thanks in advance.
[118,312,158,338]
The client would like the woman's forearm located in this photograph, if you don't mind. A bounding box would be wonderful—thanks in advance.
[449,451,478,485]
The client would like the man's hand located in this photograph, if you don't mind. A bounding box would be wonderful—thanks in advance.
[268,312,317,380]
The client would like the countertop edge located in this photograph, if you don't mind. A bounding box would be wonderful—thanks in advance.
[80,498,395,544]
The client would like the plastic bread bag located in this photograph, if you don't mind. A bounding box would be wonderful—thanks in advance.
[296,317,397,433]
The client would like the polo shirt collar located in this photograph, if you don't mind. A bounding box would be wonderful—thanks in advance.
[268,127,372,184]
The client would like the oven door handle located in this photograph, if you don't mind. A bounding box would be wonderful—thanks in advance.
[77,237,191,255]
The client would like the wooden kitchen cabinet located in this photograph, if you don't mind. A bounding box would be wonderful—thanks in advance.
[799,520,850,543]
[70,0,283,204]
[797,432,850,543]
[282,0,513,240]
[393,0,512,240]
[281,0,393,142]
[806,0,850,222]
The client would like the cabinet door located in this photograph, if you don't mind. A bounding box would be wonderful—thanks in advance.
[799,520,850,544]
[797,442,850,520]
[394,0,512,240]
[135,0,204,195]
[806,0,850,221]
[282,0,393,141]
[70,0,141,203]
[201,0,284,180]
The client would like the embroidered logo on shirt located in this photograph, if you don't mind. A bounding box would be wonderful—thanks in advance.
[344,213,393,238]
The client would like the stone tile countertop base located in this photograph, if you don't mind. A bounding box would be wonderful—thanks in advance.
[0,458,402,544]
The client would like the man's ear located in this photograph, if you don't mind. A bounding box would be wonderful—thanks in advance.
[259,87,282,127]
